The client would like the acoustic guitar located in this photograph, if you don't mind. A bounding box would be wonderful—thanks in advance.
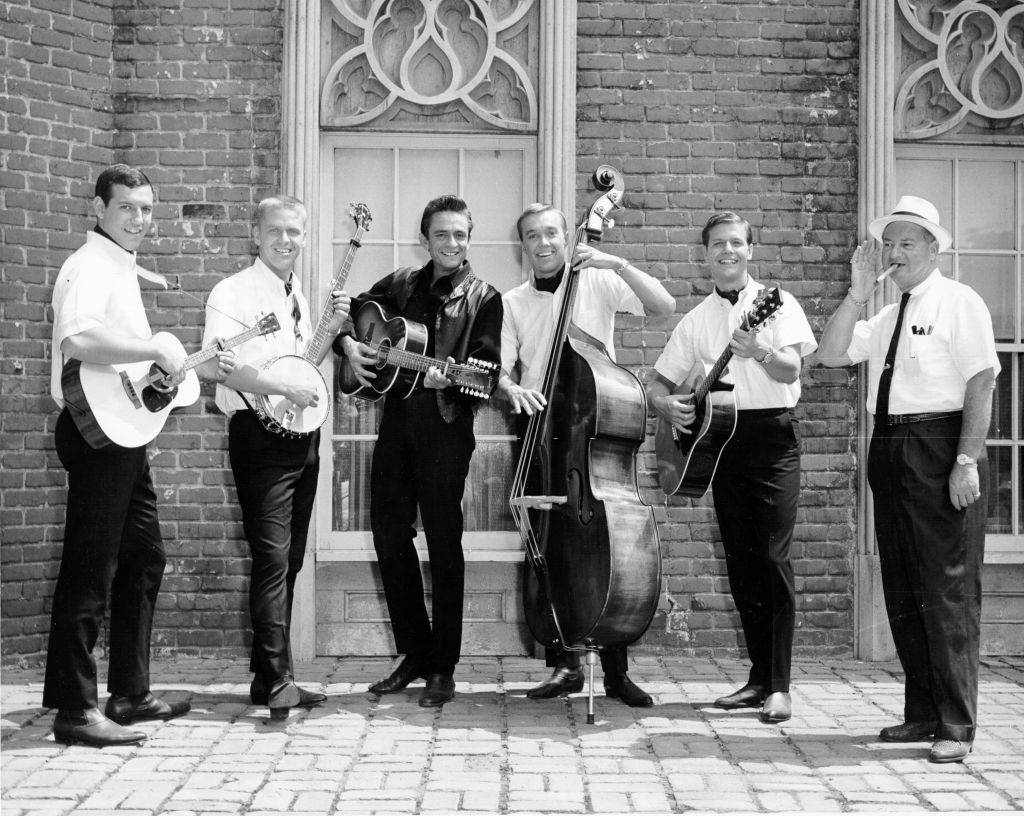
[337,301,497,401]
[655,286,782,498]
[62,313,280,449]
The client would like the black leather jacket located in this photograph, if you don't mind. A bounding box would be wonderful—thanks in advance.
[336,261,502,423]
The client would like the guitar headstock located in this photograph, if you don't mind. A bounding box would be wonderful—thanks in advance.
[349,202,373,232]
[256,312,281,336]
[745,286,783,331]
[581,165,624,243]
[455,357,499,399]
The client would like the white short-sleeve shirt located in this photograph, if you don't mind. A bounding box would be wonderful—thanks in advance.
[50,232,154,408]
[845,269,1000,415]
[203,258,313,416]
[654,278,817,410]
[501,266,645,392]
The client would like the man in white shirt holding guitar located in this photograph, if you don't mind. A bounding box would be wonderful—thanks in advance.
[45,164,207,747]
[203,195,351,720]
[647,212,817,725]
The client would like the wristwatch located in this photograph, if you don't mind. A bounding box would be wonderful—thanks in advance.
[955,453,978,467]
[757,347,775,365]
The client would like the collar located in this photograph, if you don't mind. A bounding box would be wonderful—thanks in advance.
[531,265,565,294]
[424,260,474,301]
[906,268,942,298]
[252,257,295,293]
[85,230,136,270]
[711,275,761,308]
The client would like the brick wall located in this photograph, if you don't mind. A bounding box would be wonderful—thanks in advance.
[1,0,116,658]
[576,0,860,656]
[1,0,284,662]
[2,0,860,663]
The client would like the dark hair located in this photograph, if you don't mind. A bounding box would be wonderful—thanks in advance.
[515,203,568,240]
[95,164,152,204]
[701,211,753,248]
[419,195,473,238]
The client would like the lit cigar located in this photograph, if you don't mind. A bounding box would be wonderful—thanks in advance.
[876,264,897,283]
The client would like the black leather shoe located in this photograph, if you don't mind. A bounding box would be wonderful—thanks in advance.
[53,708,147,747]
[526,667,584,699]
[267,678,302,721]
[419,673,455,708]
[929,739,972,764]
[604,674,653,708]
[759,691,792,723]
[714,683,766,710]
[104,692,190,725]
[251,676,325,708]
[369,655,427,695]
[879,720,938,742]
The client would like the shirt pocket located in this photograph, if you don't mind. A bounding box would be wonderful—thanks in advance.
[908,333,945,378]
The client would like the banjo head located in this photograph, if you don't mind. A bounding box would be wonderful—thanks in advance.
[257,355,330,434]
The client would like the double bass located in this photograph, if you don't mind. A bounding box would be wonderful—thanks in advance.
[509,167,662,723]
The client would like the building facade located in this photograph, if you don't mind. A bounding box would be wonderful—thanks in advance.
[1,0,1021,663]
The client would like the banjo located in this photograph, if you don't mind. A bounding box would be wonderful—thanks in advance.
[249,203,372,435]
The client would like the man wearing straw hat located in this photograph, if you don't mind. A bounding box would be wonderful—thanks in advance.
[817,195,999,764]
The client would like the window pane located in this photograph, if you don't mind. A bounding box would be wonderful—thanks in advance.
[469,243,527,294]
[339,244,394,302]
[958,161,1016,250]
[333,148,394,239]
[333,439,374,532]
[464,149,525,242]
[464,440,517,532]
[958,255,1016,340]
[333,394,380,435]
[398,149,458,239]
[892,159,953,235]
[991,352,1012,440]
[985,445,1012,534]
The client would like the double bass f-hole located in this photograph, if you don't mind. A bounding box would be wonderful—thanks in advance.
[566,468,594,525]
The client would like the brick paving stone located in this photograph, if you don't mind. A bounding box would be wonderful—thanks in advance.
[4,656,1024,815]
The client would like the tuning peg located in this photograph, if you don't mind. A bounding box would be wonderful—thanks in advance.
[604,218,615,229]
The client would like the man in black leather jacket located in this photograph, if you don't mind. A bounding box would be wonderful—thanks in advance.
[335,195,502,707]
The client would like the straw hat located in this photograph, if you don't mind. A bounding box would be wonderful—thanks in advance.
[868,195,952,253]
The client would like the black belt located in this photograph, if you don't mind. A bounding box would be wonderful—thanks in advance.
[883,410,962,426]
[738,407,791,417]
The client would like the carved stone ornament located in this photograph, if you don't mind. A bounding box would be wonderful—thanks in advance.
[895,0,1024,139]
[321,0,539,131]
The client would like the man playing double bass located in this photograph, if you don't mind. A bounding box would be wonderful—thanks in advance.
[499,203,675,707]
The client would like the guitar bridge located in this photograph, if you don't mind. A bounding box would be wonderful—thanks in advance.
[119,370,142,408]
[510,495,568,511]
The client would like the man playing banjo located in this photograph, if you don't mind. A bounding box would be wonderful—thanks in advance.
[202,194,350,718]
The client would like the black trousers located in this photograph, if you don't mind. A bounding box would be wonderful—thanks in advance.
[370,392,475,676]
[711,408,800,694]
[43,409,167,711]
[228,410,319,686]
[868,415,985,742]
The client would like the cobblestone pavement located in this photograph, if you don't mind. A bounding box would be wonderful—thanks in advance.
[2,655,1023,815]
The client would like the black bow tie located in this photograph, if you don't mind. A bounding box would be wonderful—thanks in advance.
[715,287,740,305]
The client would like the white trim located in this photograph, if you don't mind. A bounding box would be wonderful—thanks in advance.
[985,536,1024,564]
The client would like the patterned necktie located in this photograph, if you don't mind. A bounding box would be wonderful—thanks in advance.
[284,278,302,341]
[874,292,911,423]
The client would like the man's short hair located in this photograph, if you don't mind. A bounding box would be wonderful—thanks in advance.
[701,211,753,248]
[515,203,568,240]
[419,195,473,238]
[95,164,152,204]
[254,195,307,228]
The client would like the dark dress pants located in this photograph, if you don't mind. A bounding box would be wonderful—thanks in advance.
[370,392,475,676]
[868,415,985,743]
[229,410,319,686]
[43,409,167,711]
[711,409,800,694]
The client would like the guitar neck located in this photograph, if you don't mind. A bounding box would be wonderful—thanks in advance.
[693,314,750,403]
[305,227,365,362]
[383,345,467,378]
[182,324,267,372]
